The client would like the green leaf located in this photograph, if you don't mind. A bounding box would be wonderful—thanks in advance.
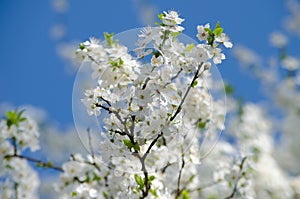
[224,83,234,95]
[171,31,182,38]
[47,161,53,167]
[133,142,140,152]
[181,190,190,199]
[110,58,124,68]
[215,22,221,29]
[148,175,155,185]
[134,174,144,190]
[6,109,27,128]
[158,13,165,21]
[149,175,155,181]
[197,121,207,129]
[6,111,17,121]
[17,109,25,119]
[123,139,140,152]
[150,189,159,198]
[103,191,109,199]
[104,32,114,47]
[204,28,213,36]
[186,43,194,52]
[191,80,198,88]
[19,118,27,122]
[79,43,85,50]
[71,191,77,197]
[123,139,133,148]
[213,27,223,36]
[5,164,14,170]
[93,172,102,181]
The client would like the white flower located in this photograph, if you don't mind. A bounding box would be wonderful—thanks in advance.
[270,32,288,48]
[151,55,164,67]
[83,37,100,49]
[196,23,210,41]
[81,89,101,116]
[215,33,233,48]
[137,26,161,47]
[233,45,262,68]
[162,11,184,26]
[212,47,226,64]
[161,11,185,33]
[282,56,300,71]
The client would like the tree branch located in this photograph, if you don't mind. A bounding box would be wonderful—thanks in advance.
[170,63,203,122]
[175,149,185,198]
[224,157,247,199]
[164,68,183,87]
[142,77,151,90]
[5,154,63,172]
[142,132,163,160]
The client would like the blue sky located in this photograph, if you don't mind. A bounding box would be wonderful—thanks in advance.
[0,0,296,126]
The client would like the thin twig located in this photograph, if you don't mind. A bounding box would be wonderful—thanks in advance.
[87,128,94,159]
[87,54,101,66]
[142,132,163,160]
[142,77,151,90]
[14,182,18,199]
[164,68,183,87]
[224,157,247,199]
[170,63,203,122]
[175,149,185,198]
[5,154,63,172]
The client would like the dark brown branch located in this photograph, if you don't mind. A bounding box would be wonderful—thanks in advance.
[142,132,163,160]
[142,77,151,90]
[165,68,183,87]
[132,132,164,199]
[5,154,63,172]
[175,150,185,199]
[87,54,101,66]
[95,103,111,113]
[160,162,173,174]
[170,63,203,122]
[114,130,127,136]
[100,96,111,106]
[95,102,132,139]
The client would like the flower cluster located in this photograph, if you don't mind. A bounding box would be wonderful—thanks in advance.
[5,5,300,199]
[57,10,233,198]
[0,110,40,199]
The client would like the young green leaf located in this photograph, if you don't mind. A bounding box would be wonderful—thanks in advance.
[191,80,198,88]
[134,174,144,190]
[181,190,190,199]
[150,189,159,198]
[158,13,165,21]
[215,22,221,29]
[79,43,85,50]
[104,32,115,47]
[225,83,234,95]
[214,27,223,36]
[186,43,194,52]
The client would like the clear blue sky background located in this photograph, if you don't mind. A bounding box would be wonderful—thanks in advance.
[0,0,296,126]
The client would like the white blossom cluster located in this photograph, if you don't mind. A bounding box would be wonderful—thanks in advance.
[57,10,232,198]
[0,110,40,199]
[3,5,300,199]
